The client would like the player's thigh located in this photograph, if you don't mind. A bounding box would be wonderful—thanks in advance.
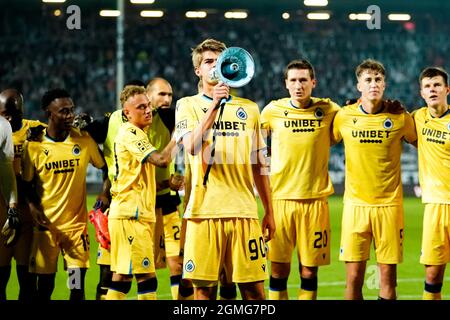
[183,219,223,282]
[13,221,34,266]
[420,203,450,265]
[163,211,182,258]
[298,198,331,267]
[60,226,90,269]
[371,205,404,264]
[229,218,268,284]
[267,199,296,263]
[29,227,60,274]
[339,204,372,262]
[109,219,156,275]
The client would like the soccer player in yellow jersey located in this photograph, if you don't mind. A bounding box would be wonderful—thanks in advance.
[22,89,107,300]
[412,67,450,300]
[261,60,340,300]
[105,85,176,300]
[175,38,275,300]
[0,89,45,300]
[332,59,417,300]
[146,78,192,300]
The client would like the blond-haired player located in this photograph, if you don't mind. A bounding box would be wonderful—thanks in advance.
[262,59,340,300]
[175,38,275,300]
[105,85,176,300]
[412,67,450,300]
[332,59,417,300]
[22,89,107,300]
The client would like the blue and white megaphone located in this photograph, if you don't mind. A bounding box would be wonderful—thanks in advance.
[209,47,255,107]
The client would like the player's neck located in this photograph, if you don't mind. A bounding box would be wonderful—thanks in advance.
[46,126,69,142]
[202,86,214,99]
[360,97,383,114]
[291,97,311,109]
[428,103,448,118]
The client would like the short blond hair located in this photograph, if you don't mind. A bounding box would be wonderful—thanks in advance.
[191,38,227,69]
[355,59,386,79]
[120,85,145,107]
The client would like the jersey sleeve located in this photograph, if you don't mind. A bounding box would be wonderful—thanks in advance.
[123,128,157,163]
[21,141,35,183]
[403,112,418,144]
[331,109,343,144]
[252,106,267,153]
[86,134,106,169]
[175,99,198,144]
[260,104,271,131]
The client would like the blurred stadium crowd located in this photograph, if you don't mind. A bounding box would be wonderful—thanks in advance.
[0,9,449,120]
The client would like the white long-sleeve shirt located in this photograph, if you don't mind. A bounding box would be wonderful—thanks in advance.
[0,116,17,206]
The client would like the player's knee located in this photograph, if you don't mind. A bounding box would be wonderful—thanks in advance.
[269,276,288,291]
[219,283,237,299]
[109,280,132,294]
[301,277,318,291]
[137,277,158,294]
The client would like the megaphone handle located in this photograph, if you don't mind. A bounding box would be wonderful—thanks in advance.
[220,98,227,107]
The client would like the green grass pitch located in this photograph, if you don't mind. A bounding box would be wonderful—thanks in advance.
[5,195,449,300]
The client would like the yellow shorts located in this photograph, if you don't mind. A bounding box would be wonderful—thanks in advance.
[183,218,268,284]
[268,198,330,267]
[420,203,450,265]
[109,219,155,275]
[163,211,182,258]
[96,245,111,265]
[339,204,404,264]
[154,210,167,269]
[29,226,90,274]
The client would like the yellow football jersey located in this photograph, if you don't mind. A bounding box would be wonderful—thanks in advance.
[175,94,264,219]
[261,97,340,200]
[109,122,157,222]
[412,106,450,204]
[22,127,105,231]
[332,102,417,205]
[103,110,127,182]
[12,119,46,176]
[148,111,172,196]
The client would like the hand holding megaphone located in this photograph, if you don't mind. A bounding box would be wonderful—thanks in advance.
[209,47,255,108]
[212,82,230,109]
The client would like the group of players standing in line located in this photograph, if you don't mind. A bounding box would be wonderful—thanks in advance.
[0,38,449,300]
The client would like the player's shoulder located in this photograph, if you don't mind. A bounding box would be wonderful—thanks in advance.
[336,102,358,115]
[23,119,46,128]
[232,95,259,111]
[176,94,202,108]
[410,106,427,119]
[264,98,290,109]
[70,127,98,144]
[311,97,341,111]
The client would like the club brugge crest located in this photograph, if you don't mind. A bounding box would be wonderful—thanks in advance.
[314,108,324,119]
[383,118,393,130]
[142,257,150,268]
[72,144,81,156]
[185,260,195,272]
[236,107,247,120]
[447,122,450,131]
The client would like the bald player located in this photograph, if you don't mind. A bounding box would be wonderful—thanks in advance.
[261,60,340,300]
[332,59,417,300]
[146,78,190,300]
[0,89,45,300]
